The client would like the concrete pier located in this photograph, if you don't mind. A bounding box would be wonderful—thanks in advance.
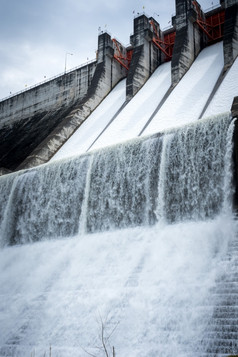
[171,0,206,86]
[126,14,173,100]
[126,15,154,100]
[223,0,238,69]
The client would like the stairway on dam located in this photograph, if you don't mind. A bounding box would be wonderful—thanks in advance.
[0,110,236,357]
[194,235,238,357]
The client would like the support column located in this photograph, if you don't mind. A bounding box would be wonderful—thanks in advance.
[126,15,152,100]
[171,0,205,86]
[126,15,164,100]
[223,0,238,69]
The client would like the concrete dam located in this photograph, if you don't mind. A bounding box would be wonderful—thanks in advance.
[0,0,238,356]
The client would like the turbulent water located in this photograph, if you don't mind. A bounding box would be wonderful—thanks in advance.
[0,112,237,357]
[0,113,234,246]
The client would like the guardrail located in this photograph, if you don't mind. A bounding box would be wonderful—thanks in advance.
[0,58,96,103]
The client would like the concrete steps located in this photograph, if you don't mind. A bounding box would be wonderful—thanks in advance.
[198,236,238,356]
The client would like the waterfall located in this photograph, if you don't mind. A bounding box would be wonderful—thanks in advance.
[0,112,234,246]
[158,113,234,223]
[0,155,90,245]
[0,112,237,357]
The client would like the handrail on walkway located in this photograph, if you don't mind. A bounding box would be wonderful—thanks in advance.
[0,58,96,103]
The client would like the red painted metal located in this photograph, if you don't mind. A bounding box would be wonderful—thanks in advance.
[126,49,133,63]
[150,20,175,61]
[112,38,132,70]
[164,31,176,59]
[206,10,225,41]
[192,1,225,42]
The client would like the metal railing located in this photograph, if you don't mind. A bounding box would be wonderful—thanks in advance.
[0,3,223,104]
[0,58,96,103]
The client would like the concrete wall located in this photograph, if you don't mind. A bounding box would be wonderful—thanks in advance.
[0,32,126,171]
[172,0,238,85]
[17,33,127,170]
[0,63,96,127]
[171,0,206,86]
[1,12,172,171]
[1,0,238,173]
[223,1,238,69]
[0,62,96,171]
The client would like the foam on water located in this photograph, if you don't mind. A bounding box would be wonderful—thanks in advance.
[0,112,237,356]
[0,112,234,246]
[0,217,236,357]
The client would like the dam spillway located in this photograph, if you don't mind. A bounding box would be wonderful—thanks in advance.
[0,113,237,356]
[0,113,233,245]
[0,0,238,355]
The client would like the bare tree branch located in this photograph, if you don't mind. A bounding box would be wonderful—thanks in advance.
[105,321,119,342]
[79,344,97,357]
[84,311,118,357]
[101,318,109,357]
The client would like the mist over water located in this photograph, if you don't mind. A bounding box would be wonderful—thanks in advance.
[0,217,236,357]
[0,112,237,356]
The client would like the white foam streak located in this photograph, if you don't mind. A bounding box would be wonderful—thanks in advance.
[222,117,236,215]
[0,216,236,356]
[156,133,173,224]
[0,112,236,356]
[79,155,94,234]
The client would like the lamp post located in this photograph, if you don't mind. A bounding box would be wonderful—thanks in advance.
[64,52,73,73]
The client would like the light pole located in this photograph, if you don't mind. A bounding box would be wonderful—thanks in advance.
[64,52,73,73]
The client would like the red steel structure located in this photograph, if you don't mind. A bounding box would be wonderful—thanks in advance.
[113,3,224,69]
[163,31,176,59]
[150,20,176,61]
[112,38,132,70]
[192,1,225,42]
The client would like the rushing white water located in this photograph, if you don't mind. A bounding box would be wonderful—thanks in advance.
[0,112,233,246]
[143,42,224,136]
[0,112,237,356]
[0,218,236,357]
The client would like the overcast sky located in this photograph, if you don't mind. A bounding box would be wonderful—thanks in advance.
[0,0,218,100]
